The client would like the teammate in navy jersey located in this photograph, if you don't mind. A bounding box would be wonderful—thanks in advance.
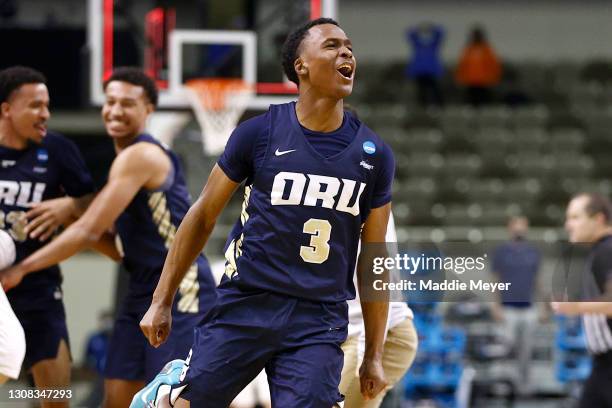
[137,18,393,408]
[0,68,216,408]
[0,66,104,404]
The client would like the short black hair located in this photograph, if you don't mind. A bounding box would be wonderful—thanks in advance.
[281,17,340,86]
[103,67,158,106]
[0,66,46,105]
[576,192,612,224]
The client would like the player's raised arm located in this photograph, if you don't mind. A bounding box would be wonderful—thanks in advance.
[24,191,120,263]
[0,143,165,290]
[140,164,240,347]
[357,202,391,400]
[23,187,120,261]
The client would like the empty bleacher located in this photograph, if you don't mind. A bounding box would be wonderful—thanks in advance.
[347,59,612,241]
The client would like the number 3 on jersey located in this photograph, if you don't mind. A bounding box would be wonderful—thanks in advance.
[300,218,331,264]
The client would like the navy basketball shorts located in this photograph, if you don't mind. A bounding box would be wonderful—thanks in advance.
[175,277,348,408]
[14,300,71,370]
[105,269,216,382]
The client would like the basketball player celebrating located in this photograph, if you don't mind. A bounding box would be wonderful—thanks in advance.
[137,18,393,407]
[0,66,98,404]
[0,68,216,408]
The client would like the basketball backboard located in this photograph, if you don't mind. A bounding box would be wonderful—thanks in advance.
[88,0,338,110]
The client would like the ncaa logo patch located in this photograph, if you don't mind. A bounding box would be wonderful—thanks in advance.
[362,141,376,155]
[37,149,48,162]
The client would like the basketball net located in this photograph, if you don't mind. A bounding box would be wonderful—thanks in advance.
[184,78,254,155]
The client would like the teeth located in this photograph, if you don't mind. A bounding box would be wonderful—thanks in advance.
[337,64,353,78]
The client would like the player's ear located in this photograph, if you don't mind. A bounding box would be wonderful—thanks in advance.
[294,58,308,77]
[595,212,606,226]
[0,102,10,118]
[145,102,154,115]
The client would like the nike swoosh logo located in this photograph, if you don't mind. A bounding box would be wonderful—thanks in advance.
[275,148,297,156]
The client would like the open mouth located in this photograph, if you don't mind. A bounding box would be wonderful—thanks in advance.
[337,63,353,79]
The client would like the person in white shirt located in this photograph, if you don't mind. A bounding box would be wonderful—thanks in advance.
[0,282,26,384]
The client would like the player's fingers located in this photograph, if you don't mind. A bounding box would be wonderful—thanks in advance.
[38,225,57,242]
[25,204,46,220]
[156,327,169,345]
[366,377,385,400]
[148,325,168,348]
[31,219,56,240]
[139,320,154,341]
[372,378,387,397]
[149,335,160,348]
[142,325,158,347]
[29,218,55,239]
[24,217,42,234]
[360,378,372,400]
[24,212,50,234]
[366,382,375,400]
[140,319,166,347]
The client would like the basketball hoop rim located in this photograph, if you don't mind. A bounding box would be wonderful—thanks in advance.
[183,78,254,155]
[184,78,255,111]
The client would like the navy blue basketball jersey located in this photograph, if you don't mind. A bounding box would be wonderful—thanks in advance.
[115,134,214,313]
[219,103,394,303]
[0,132,94,311]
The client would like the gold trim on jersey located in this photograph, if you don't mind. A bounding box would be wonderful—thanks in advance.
[147,191,200,313]
[177,263,199,313]
[148,192,175,249]
[225,185,251,278]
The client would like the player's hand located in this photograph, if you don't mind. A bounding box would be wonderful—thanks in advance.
[359,356,388,401]
[0,265,26,291]
[140,301,173,348]
[551,301,581,316]
[24,197,77,241]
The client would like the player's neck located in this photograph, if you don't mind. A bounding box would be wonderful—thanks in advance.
[113,137,136,153]
[0,124,28,150]
[295,96,344,133]
[112,131,144,152]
